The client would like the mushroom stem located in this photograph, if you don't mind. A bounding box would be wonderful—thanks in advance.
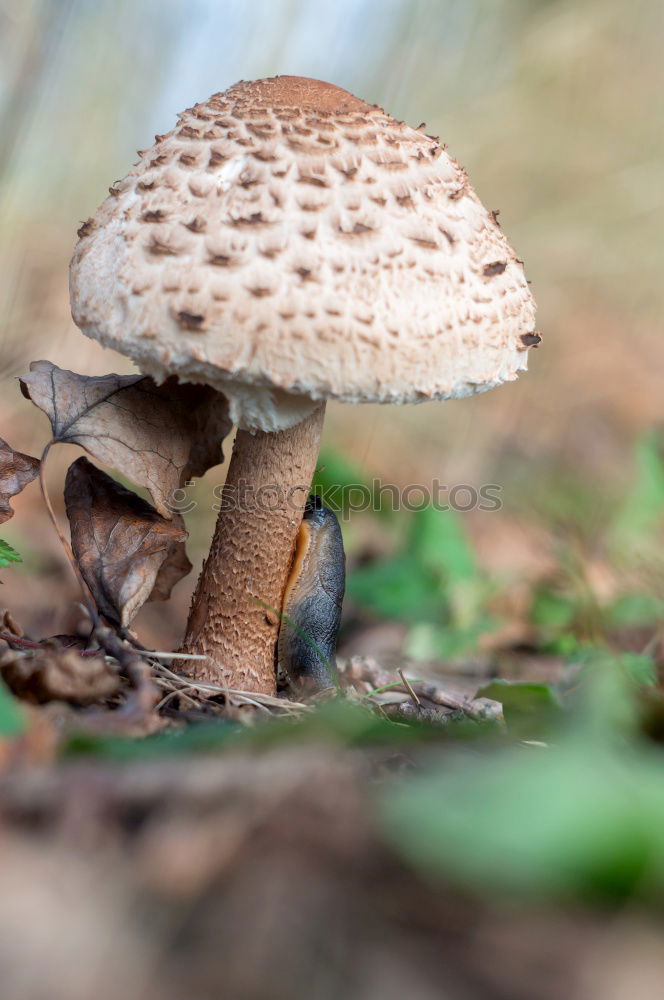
[181,403,326,694]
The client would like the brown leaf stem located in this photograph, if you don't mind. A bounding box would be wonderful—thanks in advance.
[0,632,101,657]
[39,440,100,625]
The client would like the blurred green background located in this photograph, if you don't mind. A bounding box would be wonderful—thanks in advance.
[0,0,662,658]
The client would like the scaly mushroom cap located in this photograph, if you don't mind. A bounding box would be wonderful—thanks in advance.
[70,76,538,431]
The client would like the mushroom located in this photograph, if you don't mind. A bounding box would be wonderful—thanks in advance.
[69,75,538,696]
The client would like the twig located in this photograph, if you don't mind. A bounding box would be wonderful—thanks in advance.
[360,681,406,700]
[154,662,310,714]
[145,651,209,661]
[0,632,103,657]
[407,681,487,720]
[93,623,157,715]
[398,668,421,708]
[153,685,198,713]
[0,633,50,651]
[343,659,490,722]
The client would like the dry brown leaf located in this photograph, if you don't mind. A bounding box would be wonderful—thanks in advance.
[65,457,192,627]
[0,610,23,637]
[20,361,230,517]
[0,437,40,524]
[150,543,193,603]
[0,646,120,705]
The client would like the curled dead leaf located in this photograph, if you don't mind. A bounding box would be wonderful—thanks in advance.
[65,457,192,627]
[0,437,40,524]
[0,646,120,705]
[20,361,230,517]
[0,610,23,637]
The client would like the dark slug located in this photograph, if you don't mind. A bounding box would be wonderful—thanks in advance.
[277,495,346,694]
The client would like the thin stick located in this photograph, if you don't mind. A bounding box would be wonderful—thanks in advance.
[0,633,49,651]
[147,651,209,661]
[155,662,310,711]
[398,668,421,708]
[154,685,199,713]
[0,632,103,657]
[360,681,405,700]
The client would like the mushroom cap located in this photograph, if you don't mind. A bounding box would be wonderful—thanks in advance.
[70,76,538,432]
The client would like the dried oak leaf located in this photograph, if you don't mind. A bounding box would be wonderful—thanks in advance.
[0,610,23,637]
[0,438,39,524]
[20,361,230,518]
[0,647,120,705]
[65,457,192,627]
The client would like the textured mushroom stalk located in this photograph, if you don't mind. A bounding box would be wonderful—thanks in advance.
[182,404,325,693]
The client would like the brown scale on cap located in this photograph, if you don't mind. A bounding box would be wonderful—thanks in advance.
[520,331,542,348]
[232,76,373,113]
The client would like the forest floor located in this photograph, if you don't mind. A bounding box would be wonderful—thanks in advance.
[0,340,663,1000]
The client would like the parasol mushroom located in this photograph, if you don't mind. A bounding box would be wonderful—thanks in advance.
[69,75,538,696]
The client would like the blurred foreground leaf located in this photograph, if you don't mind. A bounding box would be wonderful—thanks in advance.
[380,739,664,904]
[66,718,242,760]
[381,649,664,904]
[64,700,493,761]
[0,679,25,737]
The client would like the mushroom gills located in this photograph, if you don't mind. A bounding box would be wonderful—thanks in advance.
[278,495,346,693]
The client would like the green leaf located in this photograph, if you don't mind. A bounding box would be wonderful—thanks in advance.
[380,740,664,903]
[0,679,25,737]
[312,449,387,517]
[0,539,21,569]
[405,617,500,661]
[347,553,445,622]
[65,719,241,759]
[476,679,563,739]
[347,507,485,628]
[564,646,643,738]
[605,592,664,628]
[616,651,657,686]
[612,431,664,549]
[64,701,452,760]
[542,632,583,657]
[530,587,576,629]
[409,506,476,584]
[379,643,664,905]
